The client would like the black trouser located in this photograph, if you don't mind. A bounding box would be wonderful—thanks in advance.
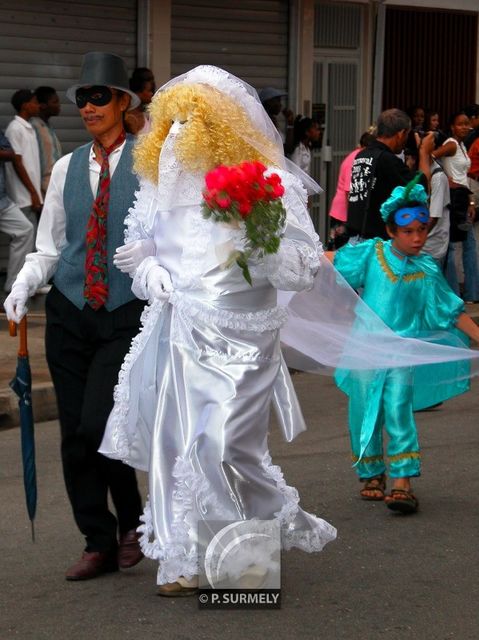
[45,286,145,553]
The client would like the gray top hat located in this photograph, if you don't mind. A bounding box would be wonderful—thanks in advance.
[258,87,287,104]
[66,51,140,110]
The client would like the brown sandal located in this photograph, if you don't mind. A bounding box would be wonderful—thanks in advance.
[385,488,418,514]
[359,474,386,501]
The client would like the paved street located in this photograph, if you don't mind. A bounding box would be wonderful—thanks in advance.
[1,367,477,639]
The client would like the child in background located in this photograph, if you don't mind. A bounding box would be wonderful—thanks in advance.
[329,177,479,514]
[289,116,322,175]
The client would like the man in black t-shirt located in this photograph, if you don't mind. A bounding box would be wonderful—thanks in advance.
[347,109,433,239]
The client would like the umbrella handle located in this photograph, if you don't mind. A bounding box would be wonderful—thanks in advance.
[9,317,28,357]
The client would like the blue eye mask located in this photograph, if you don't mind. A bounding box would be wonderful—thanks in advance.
[394,205,429,226]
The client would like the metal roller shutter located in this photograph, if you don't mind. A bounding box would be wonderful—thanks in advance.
[171,0,290,92]
[0,0,138,154]
[382,7,477,120]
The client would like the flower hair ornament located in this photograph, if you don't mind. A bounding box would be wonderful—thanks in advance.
[380,173,429,226]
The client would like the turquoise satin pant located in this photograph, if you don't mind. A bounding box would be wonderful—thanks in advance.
[348,367,420,479]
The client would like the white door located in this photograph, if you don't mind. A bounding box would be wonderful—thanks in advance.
[310,56,360,243]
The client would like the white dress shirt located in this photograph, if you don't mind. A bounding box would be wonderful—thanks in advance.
[15,141,126,294]
[5,115,42,208]
[290,142,311,175]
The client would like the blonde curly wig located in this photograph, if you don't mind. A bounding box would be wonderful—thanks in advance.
[133,83,282,183]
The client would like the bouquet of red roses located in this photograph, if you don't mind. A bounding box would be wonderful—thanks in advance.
[202,160,286,285]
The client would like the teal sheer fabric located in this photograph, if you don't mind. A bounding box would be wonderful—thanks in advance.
[333,239,470,476]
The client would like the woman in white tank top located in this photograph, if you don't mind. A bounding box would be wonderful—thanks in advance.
[432,111,479,303]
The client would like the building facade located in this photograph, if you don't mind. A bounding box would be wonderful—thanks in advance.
[0,0,477,248]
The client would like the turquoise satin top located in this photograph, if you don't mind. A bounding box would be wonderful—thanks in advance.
[334,239,465,335]
[334,239,469,409]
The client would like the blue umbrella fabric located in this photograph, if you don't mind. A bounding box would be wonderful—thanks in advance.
[9,317,37,541]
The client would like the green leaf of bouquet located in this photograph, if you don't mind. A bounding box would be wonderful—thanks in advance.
[236,256,252,286]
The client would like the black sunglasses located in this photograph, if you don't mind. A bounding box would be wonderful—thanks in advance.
[75,86,117,109]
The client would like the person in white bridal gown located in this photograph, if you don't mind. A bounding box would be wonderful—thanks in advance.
[99,65,337,595]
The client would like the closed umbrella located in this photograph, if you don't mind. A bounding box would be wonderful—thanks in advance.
[9,316,37,541]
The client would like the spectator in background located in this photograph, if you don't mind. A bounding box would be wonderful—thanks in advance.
[425,110,440,133]
[407,105,426,133]
[463,104,479,150]
[289,115,321,175]
[424,109,446,146]
[328,129,376,249]
[4,90,43,234]
[466,109,479,278]
[347,109,432,241]
[405,105,427,158]
[259,87,295,155]
[433,110,479,303]
[130,67,155,94]
[403,145,418,172]
[31,86,62,197]
[0,129,34,292]
[125,67,156,135]
[468,112,479,210]
[423,137,451,266]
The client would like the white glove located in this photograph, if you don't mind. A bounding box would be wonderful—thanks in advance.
[113,239,156,275]
[4,282,29,323]
[264,239,319,291]
[146,265,173,301]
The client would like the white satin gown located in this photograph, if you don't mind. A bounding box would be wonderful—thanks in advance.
[99,159,337,585]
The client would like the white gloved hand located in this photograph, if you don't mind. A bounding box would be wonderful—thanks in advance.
[146,264,173,301]
[113,239,156,275]
[4,282,29,323]
[264,239,319,291]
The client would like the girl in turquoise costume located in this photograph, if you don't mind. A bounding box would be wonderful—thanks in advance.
[330,176,479,514]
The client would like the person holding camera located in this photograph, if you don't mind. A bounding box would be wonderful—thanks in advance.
[432,110,479,303]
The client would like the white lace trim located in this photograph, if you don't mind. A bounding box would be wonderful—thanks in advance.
[260,453,337,553]
[171,291,287,332]
[124,179,158,243]
[138,499,200,585]
[106,299,165,460]
[137,450,336,584]
[157,127,205,209]
[176,211,212,289]
[138,456,223,584]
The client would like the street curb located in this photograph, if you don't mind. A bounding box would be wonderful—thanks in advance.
[0,382,58,429]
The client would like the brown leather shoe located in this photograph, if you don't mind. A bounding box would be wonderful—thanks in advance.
[65,551,119,581]
[118,529,144,569]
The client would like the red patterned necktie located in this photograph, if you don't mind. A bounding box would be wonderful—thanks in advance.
[84,130,126,310]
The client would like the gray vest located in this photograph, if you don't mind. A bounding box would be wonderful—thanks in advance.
[54,136,139,311]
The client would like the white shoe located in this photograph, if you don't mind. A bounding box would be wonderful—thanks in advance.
[237,564,269,589]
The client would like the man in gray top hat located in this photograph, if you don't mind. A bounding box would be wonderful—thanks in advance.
[258,86,295,154]
[4,51,147,581]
